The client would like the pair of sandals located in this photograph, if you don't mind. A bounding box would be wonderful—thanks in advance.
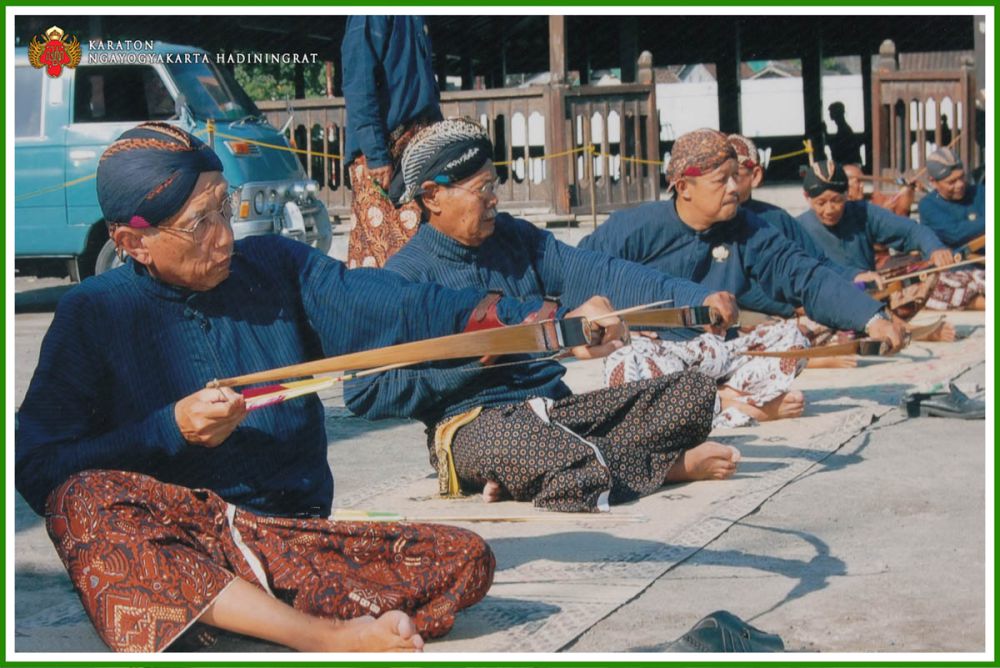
[665,610,785,653]
[902,383,985,420]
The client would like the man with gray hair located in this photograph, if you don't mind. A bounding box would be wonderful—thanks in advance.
[918,147,986,248]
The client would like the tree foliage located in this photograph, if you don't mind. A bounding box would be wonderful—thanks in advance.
[234,61,328,101]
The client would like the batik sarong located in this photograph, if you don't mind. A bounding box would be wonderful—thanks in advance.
[604,320,809,428]
[347,120,433,269]
[45,470,494,652]
[926,269,986,310]
[430,372,717,513]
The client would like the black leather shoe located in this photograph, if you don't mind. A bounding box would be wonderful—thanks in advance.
[902,383,985,420]
[665,610,785,652]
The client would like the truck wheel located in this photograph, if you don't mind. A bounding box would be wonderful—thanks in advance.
[93,239,123,275]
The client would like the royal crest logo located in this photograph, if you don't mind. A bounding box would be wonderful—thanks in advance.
[27,25,82,78]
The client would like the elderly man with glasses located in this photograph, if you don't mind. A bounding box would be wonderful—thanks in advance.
[15,122,635,654]
[347,118,746,514]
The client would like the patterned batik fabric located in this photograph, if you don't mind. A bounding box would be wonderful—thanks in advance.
[45,470,495,652]
[926,269,986,310]
[604,320,809,428]
[666,128,735,183]
[346,121,430,269]
[433,372,716,513]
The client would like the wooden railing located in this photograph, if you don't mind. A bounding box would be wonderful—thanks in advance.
[256,82,660,223]
[871,67,977,189]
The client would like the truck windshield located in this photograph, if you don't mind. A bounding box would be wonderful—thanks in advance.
[165,61,262,122]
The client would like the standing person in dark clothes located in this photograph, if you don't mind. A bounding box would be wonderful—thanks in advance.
[16,123,625,653]
[579,129,907,427]
[342,15,442,268]
[826,101,863,166]
[347,118,743,513]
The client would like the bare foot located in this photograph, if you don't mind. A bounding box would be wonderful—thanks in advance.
[913,321,957,342]
[482,480,504,503]
[321,612,424,652]
[722,390,805,422]
[665,441,740,482]
[807,356,858,369]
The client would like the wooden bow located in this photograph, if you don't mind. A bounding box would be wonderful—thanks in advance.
[208,315,596,389]
[209,302,721,396]
[871,256,986,302]
[621,305,720,329]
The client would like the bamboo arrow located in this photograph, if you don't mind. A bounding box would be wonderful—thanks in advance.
[741,337,897,359]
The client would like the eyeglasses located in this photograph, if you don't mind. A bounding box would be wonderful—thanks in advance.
[447,177,498,200]
[162,195,235,243]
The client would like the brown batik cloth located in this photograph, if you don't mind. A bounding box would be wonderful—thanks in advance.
[666,128,736,183]
[347,120,433,269]
[45,470,495,652]
[429,372,716,513]
[926,269,986,310]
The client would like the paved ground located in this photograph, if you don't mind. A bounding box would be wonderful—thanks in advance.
[10,190,990,655]
[570,362,987,653]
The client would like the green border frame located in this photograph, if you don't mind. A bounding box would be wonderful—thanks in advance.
[4,3,995,666]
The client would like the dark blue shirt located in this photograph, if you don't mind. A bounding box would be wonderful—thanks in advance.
[578,200,883,333]
[342,16,442,167]
[917,184,986,247]
[15,236,541,517]
[797,200,947,273]
[739,198,856,316]
[344,215,712,427]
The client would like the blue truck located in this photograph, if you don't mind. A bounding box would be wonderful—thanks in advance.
[14,42,332,280]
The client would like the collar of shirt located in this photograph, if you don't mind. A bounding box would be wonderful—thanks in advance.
[414,221,483,263]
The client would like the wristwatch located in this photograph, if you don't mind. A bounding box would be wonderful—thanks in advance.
[864,307,891,334]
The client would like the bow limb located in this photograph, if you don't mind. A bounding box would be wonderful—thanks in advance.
[621,305,720,329]
[208,316,596,389]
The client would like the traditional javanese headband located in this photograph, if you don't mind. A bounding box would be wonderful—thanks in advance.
[926,147,963,180]
[803,160,848,197]
[667,128,737,184]
[97,122,223,228]
[727,134,760,169]
[394,118,494,205]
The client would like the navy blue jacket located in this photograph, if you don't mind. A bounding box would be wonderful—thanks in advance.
[797,201,947,273]
[345,215,713,427]
[739,198,856,316]
[15,236,541,517]
[578,200,883,333]
[342,16,442,167]
[917,184,986,247]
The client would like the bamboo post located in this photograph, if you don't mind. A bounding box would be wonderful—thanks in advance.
[588,145,598,229]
